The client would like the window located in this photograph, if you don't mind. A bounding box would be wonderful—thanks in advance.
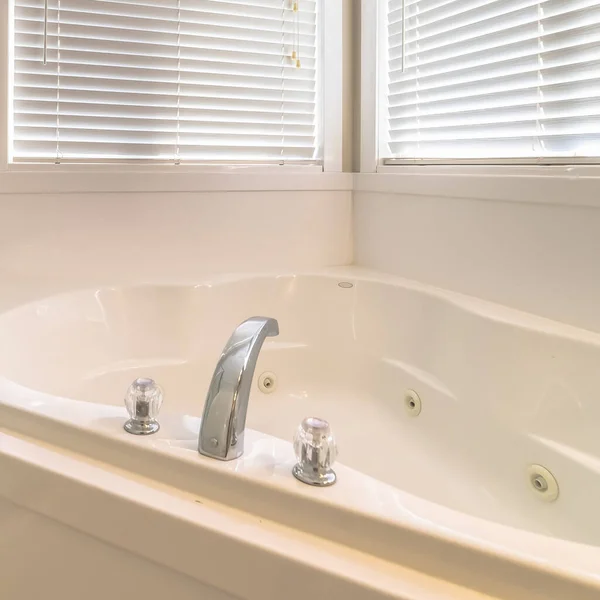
[12,0,320,164]
[381,0,600,163]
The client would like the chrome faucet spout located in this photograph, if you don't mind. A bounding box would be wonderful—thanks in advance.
[198,316,279,460]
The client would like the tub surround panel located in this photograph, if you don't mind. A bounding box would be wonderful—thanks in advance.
[0,191,352,299]
[354,173,600,332]
[0,497,233,600]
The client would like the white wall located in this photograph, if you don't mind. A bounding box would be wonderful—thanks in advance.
[0,174,353,307]
[354,171,600,333]
[0,0,353,297]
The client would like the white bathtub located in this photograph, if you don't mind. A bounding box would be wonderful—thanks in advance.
[2,269,600,599]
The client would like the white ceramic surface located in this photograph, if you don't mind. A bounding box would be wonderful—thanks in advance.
[2,269,600,599]
[353,172,600,334]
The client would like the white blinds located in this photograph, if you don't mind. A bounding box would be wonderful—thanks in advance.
[384,0,600,162]
[13,0,319,163]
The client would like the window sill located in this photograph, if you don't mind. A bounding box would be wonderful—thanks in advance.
[376,164,600,177]
[0,167,353,195]
[355,166,600,209]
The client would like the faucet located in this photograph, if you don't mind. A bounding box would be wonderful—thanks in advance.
[198,316,279,460]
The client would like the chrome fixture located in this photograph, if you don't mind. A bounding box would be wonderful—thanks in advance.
[199,317,279,461]
[293,417,337,487]
[124,378,163,435]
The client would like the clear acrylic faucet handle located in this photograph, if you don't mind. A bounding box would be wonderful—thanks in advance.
[292,417,337,486]
[124,378,163,435]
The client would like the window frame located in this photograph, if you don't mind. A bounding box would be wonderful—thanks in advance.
[361,0,600,174]
[0,0,346,191]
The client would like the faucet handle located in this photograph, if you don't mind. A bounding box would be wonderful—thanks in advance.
[292,417,337,487]
[124,378,163,435]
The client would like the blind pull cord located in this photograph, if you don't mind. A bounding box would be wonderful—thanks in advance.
[401,0,405,73]
[42,0,48,65]
[294,2,301,69]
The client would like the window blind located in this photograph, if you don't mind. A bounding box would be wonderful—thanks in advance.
[13,0,320,163]
[384,0,600,162]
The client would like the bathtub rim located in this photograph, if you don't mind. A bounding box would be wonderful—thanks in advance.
[1,268,600,598]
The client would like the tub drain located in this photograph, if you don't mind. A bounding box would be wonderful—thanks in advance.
[527,465,559,502]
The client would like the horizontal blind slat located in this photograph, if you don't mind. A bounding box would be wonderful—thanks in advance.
[14,140,316,160]
[12,0,320,163]
[384,0,600,160]
[14,99,315,124]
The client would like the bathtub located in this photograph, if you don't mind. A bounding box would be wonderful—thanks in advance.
[2,268,600,599]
